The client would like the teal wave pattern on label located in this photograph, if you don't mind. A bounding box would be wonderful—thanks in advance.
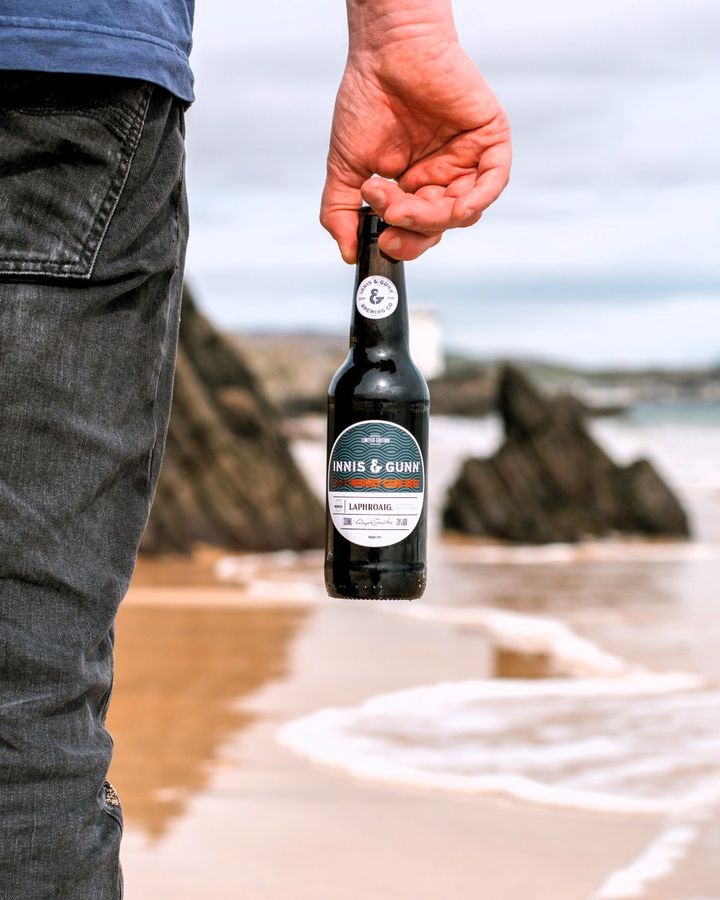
[328,421,424,493]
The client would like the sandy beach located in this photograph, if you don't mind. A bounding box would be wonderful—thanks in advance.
[109,412,720,899]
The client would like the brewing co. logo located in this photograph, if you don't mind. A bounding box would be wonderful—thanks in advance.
[356,276,398,320]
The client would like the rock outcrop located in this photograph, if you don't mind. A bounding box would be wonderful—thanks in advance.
[141,287,324,554]
[443,365,690,543]
[427,364,496,417]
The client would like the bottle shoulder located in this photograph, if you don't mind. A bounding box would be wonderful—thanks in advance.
[329,350,429,402]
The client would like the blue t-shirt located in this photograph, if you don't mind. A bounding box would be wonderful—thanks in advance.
[0,2,195,102]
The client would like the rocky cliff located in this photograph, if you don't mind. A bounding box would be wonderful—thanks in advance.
[141,288,324,554]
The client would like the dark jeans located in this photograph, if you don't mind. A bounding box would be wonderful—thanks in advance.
[0,73,188,898]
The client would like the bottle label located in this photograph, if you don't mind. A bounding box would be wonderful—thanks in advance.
[356,276,398,320]
[328,420,425,547]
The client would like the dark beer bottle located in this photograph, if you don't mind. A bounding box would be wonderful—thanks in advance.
[325,207,429,600]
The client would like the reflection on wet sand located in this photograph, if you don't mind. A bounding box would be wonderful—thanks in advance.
[107,603,309,840]
[440,558,682,614]
[493,647,557,678]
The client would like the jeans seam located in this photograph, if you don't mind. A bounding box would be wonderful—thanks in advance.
[102,805,123,831]
[145,109,184,501]
[85,83,154,279]
[11,104,142,143]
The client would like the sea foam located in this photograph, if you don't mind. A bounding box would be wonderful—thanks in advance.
[277,672,720,816]
[378,603,632,677]
[591,822,699,898]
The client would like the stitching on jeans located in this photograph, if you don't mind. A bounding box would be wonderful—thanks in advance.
[10,91,149,135]
[101,804,123,832]
[0,83,154,278]
[0,88,150,274]
[11,105,139,141]
[145,113,184,502]
[84,84,153,278]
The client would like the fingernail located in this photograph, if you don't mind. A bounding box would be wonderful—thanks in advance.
[463,208,476,220]
[398,217,414,228]
[365,192,383,206]
[385,237,400,252]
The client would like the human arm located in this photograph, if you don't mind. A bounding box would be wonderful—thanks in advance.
[320,0,512,263]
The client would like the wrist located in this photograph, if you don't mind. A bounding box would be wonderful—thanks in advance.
[346,0,457,55]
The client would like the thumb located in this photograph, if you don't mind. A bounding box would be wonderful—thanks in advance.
[320,169,364,265]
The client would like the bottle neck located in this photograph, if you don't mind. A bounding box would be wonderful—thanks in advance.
[350,237,409,354]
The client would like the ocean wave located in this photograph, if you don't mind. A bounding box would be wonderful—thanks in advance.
[214,550,327,604]
[591,823,699,898]
[277,674,719,816]
[378,603,635,677]
[215,549,324,580]
[438,540,720,566]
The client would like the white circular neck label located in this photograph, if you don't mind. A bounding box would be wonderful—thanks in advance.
[356,276,398,320]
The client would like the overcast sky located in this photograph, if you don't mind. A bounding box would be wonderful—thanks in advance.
[183,0,720,368]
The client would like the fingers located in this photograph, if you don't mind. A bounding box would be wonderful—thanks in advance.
[319,169,365,264]
[379,228,443,261]
[450,141,512,221]
[390,123,512,228]
[361,176,477,234]
[360,178,444,259]
[359,178,407,222]
[329,125,510,262]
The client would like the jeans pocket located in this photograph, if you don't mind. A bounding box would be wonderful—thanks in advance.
[0,73,153,279]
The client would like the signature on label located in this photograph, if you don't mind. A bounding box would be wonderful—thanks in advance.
[353,517,395,528]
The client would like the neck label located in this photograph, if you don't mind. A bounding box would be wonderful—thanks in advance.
[328,420,424,547]
[356,276,398,320]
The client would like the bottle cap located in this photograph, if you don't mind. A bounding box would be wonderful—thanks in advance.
[357,206,389,240]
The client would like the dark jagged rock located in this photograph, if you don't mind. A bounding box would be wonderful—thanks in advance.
[443,365,690,543]
[427,364,496,417]
[141,287,324,554]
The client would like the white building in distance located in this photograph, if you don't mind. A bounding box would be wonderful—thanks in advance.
[409,308,444,381]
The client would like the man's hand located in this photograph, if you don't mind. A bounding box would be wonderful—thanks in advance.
[320,1,511,263]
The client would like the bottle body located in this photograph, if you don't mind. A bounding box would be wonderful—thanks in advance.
[325,210,429,600]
